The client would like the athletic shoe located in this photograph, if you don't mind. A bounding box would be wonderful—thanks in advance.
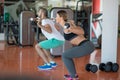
[65,77,73,80]
[64,74,79,80]
[50,62,57,68]
[38,64,52,70]
[65,77,79,80]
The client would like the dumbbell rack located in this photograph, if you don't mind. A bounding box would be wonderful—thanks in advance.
[85,0,119,73]
[99,0,119,72]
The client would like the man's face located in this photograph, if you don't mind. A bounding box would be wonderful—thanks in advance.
[37,9,42,18]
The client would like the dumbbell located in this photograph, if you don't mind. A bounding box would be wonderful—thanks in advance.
[111,63,119,72]
[99,62,119,72]
[85,63,98,73]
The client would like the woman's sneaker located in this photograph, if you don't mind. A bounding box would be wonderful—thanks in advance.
[65,77,79,80]
[38,64,52,70]
[64,74,79,80]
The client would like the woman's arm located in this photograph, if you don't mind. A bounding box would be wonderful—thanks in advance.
[68,26,84,35]
[64,20,85,35]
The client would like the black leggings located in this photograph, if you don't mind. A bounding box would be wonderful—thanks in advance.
[62,40,95,78]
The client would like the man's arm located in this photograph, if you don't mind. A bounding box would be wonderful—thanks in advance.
[37,21,52,33]
[43,24,52,33]
[54,23,60,31]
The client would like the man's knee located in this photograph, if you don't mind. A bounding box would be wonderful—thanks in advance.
[35,44,41,49]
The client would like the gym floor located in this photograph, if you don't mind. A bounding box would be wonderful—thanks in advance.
[0,38,120,80]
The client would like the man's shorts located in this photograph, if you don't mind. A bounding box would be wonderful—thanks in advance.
[38,38,65,49]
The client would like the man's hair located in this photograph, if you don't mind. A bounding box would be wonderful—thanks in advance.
[57,10,67,21]
[38,7,48,17]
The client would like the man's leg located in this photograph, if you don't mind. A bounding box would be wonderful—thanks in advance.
[42,49,57,67]
[42,49,53,62]
[35,44,49,63]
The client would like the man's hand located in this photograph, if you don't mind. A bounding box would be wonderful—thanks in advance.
[36,18,42,28]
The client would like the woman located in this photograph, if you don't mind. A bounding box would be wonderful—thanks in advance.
[55,10,95,80]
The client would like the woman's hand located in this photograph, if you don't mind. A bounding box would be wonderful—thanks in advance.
[64,28,71,34]
[64,21,76,34]
[67,20,85,35]
[68,20,76,28]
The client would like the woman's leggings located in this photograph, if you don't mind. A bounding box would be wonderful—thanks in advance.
[62,40,95,78]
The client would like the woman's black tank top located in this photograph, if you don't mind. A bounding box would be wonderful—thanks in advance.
[63,23,77,41]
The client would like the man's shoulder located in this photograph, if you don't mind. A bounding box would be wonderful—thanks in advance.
[42,18,54,25]
[42,18,53,22]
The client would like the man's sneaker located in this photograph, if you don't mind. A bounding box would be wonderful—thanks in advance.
[38,64,52,70]
[50,62,57,68]
[64,74,79,80]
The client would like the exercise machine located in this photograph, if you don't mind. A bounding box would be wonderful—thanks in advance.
[99,0,119,72]
[75,0,91,38]
[86,0,119,73]
[4,21,19,45]
[19,11,35,46]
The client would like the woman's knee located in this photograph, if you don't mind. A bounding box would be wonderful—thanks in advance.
[62,52,69,59]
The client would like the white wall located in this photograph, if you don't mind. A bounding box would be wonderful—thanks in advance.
[48,0,64,7]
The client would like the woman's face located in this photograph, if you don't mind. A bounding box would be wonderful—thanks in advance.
[55,13,61,24]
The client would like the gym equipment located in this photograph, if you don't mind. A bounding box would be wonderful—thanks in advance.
[97,34,102,48]
[4,21,19,45]
[75,0,91,38]
[99,0,119,72]
[85,50,99,73]
[85,63,98,73]
[4,12,9,23]
[89,0,102,48]
[92,13,102,48]
[0,16,4,33]
[99,62,119,72]
[64,23,70,29]
[87,0,119,73]
[19,11,35,46]
[50,7,73,56]
[85,0,102,73]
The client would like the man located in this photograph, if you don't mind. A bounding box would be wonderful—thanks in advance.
[35,7,65,70]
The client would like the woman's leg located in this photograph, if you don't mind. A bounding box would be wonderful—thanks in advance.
[62,41,95,78]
